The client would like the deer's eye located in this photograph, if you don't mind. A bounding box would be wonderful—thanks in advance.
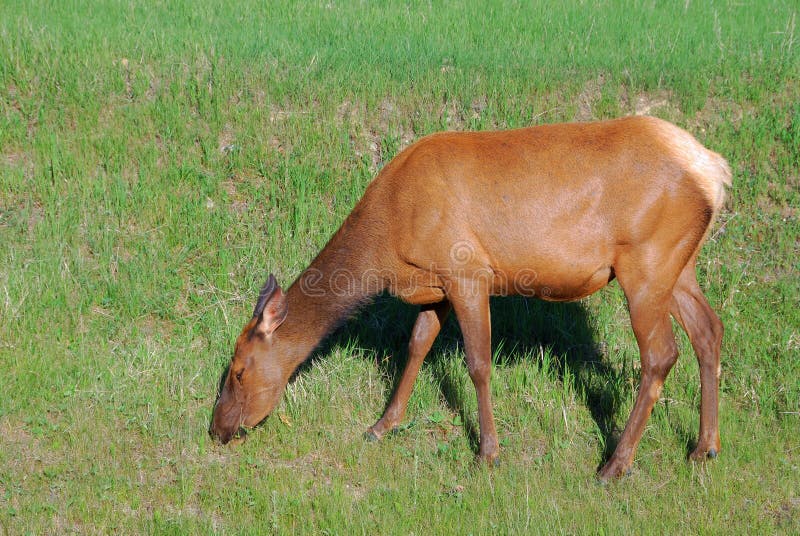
[235,369,244,382]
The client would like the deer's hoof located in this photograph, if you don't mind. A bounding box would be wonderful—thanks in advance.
[689,446,720,461]
[597,459,632,482]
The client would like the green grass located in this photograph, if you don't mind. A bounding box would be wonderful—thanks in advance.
[1,0,798,533]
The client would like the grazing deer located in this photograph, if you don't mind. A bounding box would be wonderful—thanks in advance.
[210,116,730,480]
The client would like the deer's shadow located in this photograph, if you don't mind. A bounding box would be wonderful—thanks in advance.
[301,292,633,466]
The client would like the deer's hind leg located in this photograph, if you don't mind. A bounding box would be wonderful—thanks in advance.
[598,251,684,481]
[670,260,723,460]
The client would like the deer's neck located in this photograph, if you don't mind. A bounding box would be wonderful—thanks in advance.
[273,205,386,373]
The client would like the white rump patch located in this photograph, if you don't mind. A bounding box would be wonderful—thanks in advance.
[647,118,732,211]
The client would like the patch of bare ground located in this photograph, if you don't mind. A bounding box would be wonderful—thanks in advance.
[268,135,288,155]
[575,75,768,128]
[471,95,488,116]
[3,148,31,170]
[217,123,236,154]
[69,226,140,323]
[575,74,679,120]
[0,416,60,515]
[145,72,161,102]
[268,103,309,124]
[688,96,751,133]
[624,88,680,119]
[26,200,43,234]
[220,179,249,214]
[2,149,35,198]
[519,436,549,465]
[439,99,466,130]
[272,451,372,501]
[770,497,800,528]
[575,74,606,121]
[337,98,417,172]
[116,450,225,530]
[380,98,416,153]
[0,415,36,454]
[339,99,381,170]
[759,179,799,216]
[4,83,39,138]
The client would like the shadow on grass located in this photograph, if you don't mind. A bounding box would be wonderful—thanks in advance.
[298,292,633,466]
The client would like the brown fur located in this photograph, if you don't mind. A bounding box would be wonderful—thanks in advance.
[210,116,730,480]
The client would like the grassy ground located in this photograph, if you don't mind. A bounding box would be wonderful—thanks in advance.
[1,0,798,533]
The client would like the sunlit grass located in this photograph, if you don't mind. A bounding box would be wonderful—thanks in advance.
[0,0,798,533]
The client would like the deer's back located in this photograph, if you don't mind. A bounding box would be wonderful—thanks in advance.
[361,117,718,303]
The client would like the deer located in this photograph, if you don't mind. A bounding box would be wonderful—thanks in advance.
[209,115,731,480]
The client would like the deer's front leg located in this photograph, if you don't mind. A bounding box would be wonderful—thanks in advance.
[449,284,498,464]
[367,300,451,439]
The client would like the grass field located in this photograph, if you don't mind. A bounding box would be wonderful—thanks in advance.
[1,0,798,533]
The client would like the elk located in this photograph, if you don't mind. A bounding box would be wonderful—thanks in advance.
[209,116,730,480]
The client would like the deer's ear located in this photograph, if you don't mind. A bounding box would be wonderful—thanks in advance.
[252,275,288,337]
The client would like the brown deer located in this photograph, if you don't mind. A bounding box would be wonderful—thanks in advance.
[209,116,730,480]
